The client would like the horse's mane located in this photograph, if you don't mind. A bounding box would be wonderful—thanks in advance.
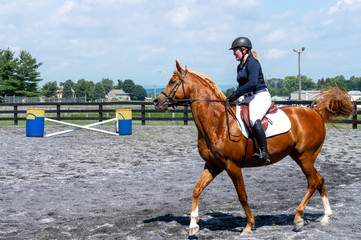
[185,67,227,100]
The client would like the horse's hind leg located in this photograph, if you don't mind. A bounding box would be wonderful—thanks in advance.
[189,163,223,236]
[317,176,332,226]
[293,153,332,229]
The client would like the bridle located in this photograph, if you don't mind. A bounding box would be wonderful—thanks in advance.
[160,70,189,107]
[159,70,242,141]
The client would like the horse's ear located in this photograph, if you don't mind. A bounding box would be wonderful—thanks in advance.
[175,60,183,73]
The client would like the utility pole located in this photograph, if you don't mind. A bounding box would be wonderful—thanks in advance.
[293,47,305,100]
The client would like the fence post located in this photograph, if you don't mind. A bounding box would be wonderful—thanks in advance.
[56,104,61,120]
[141,104,146,125]
[352,103,357,129]
[99,104,103,122]
[14,105,18,125]
[184,105,188,125]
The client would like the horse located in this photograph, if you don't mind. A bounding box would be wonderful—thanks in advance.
[153,60,354,236]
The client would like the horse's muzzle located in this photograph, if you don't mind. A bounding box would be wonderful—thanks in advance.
[153,97,169,111]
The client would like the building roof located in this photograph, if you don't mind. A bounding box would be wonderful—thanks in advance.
[290,90,320,94]
[108,89,129,95]
[348,90,361,95]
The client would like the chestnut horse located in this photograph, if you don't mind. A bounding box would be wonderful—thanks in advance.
[153,61,353,236]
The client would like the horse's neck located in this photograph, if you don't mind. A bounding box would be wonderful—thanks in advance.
[189,91,226,134]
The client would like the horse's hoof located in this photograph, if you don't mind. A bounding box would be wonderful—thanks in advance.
[321,214,331,226]
[294,221,304,231]
[241,229,254,236]
[321,221,329,226]
[189,226,199,236]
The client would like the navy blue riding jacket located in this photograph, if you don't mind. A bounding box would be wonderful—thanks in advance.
[234,55,267,98]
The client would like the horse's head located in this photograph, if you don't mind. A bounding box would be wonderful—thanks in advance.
[153,60,190,111]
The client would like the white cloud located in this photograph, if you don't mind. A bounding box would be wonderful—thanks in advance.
[58,1,75,16]
[227,0,261,9]
[1,0,361,86]
[264,48,288,60]
[265,29,287,42]
[329,0,361,14]
[169,6,192,28]
[137,47,167,62]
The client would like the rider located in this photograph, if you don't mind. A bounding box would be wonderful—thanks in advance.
[227,36,272,164]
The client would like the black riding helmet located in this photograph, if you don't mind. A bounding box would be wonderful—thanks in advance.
[229,37,252,50]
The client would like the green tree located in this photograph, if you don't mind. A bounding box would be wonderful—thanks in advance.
[266,78,284,89]
[75,79,94,101]
[60,79,76,90]
[0,48,43,97]
[42,81,58,97]
[101,78,114,95]
[278,87,290,96]
[266,78,284,96]
[284,76,299,93]
[62,81,73,98]
[115,79,123,89]
[317,78,326,89]
[131,84,147,100]
[349,76,361,91]
[92,82,106,100]
[325,75,347,90]
[123,79,135,93]
[0,49,18,96]
[15,50,43,96]
[301,75,317,90]
[224,87,236,97]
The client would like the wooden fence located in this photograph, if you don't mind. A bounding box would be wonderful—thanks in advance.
[1,100,360,129]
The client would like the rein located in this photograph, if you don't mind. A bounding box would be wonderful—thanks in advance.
[160,70,242,141]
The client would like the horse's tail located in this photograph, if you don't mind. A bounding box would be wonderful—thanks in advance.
[311,88,354,123]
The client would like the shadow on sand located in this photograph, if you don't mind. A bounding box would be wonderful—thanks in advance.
[143,211,323,238]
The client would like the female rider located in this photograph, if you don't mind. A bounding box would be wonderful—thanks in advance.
[228,36,271,164]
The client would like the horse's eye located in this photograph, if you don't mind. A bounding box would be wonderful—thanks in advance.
[169,79,176,85]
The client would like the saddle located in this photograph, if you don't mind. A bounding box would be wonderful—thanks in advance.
[240,102,278,131]
[239,102,278,166]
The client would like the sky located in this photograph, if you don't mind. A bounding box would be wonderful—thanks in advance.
[1,0,361,89]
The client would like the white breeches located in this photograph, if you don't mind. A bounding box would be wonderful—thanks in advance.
[238,90,272,127]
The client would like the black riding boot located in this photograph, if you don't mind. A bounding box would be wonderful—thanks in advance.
[252,119,271,164]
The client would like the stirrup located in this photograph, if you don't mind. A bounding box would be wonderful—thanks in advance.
[253,149,271,164]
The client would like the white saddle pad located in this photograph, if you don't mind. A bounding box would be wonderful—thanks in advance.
[236,105,291,139]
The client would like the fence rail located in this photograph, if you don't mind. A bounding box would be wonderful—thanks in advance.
[1,100,360,129]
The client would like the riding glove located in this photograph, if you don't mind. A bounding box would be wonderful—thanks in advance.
[228,92,238,102]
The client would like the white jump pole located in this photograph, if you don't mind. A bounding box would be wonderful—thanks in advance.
[45,119,114,137]
[45,117,118,137]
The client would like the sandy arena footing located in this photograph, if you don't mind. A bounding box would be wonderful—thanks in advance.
[0,125,360,239]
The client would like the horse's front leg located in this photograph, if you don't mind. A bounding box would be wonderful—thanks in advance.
[226,161,255,235]
[189,164,223,236]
